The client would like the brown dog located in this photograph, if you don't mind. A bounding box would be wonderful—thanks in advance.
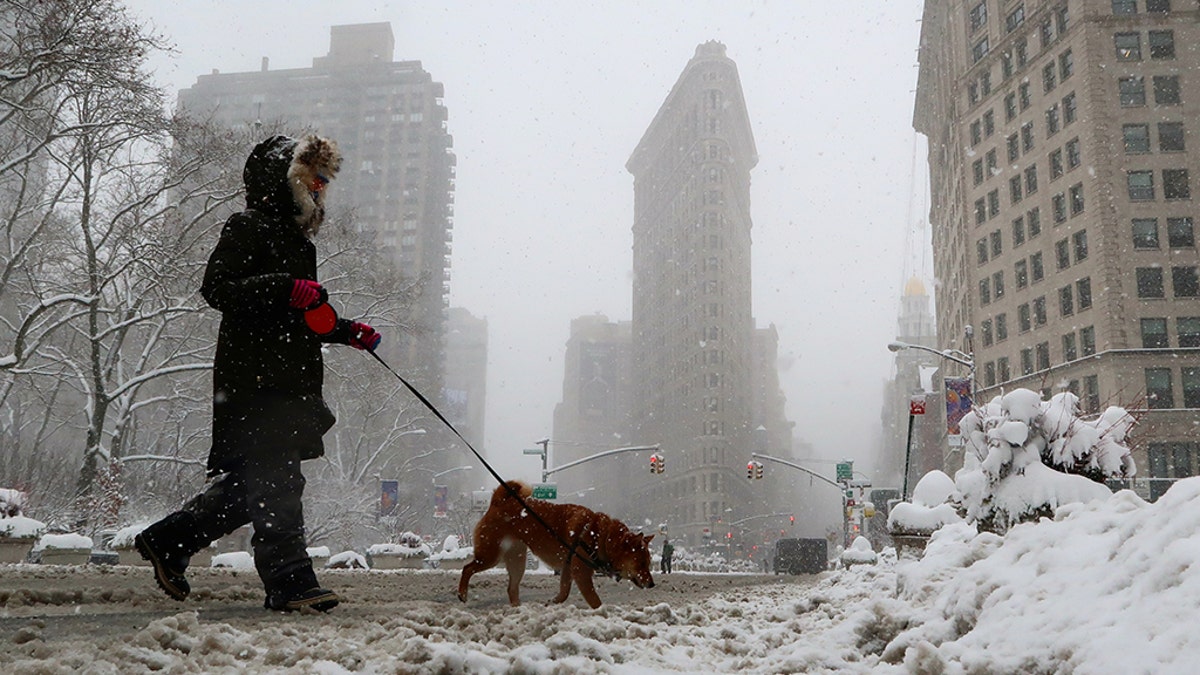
[457,481,655,608]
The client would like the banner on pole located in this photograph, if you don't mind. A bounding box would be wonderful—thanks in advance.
[433,484,449,518]
[380,479,399,517]
[945,377,973,442]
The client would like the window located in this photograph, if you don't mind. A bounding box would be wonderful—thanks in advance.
[1034,295,1047,324]
[993,270,1006,299]
[1119,77,1146,106]
[1028,208,1042,237]
[1174,266,1200,297]
[1002,52,1015,80]
[1060,285,1075,316]
[1063,333,1078,361]
[1021,348,1034,375]
[1077,278,1092,310]
[1010,175,1023,203]
[1070,184,1085,217]
[970,2,988,32]
[1013,216,1026,247]
[1080,374,1098,413]
[1184,368,1200,408]
[1112,0,1136,13]
[1059,49,1074,80]
[973,37,990,63]
[1153,76,1181,105]
[980,277,992,305]
[1005,92,1018,120]
[977,238,989,265]
[1146,0,1170,12]
[1168,218,1195,248]
[1019,82,1031,110]
[985,361,997,387]
[1031,251,1045,281]
[1179,317,1200,348]
[983,110,995,137]
[1137,267,1165,298]
[996,313,1008,341]
[1021,122,1035,152]
[1133,219,1160,249]
[1046,105,1060,135]
[1006,6,1025,32]
[1057,6,1070,33]
[974,159,986,185]
[991,229,1003,257]
[1050,149,1064,179]
[988,189,1001,218]
[975,198,987,225]
[1081,325,1096,356]
[970,120,982,145]
[1123,124,1150,153]
[1036,342,1051,370]
[1053,193,1067,223]
[1042,62,1057,93]
[986,149,998,175]
[1073,230,1088,261]
[1149,30,1175,59]
[1141,318,1169,348]
[1007,134,1020,162]
[981,72,993,96]
[1016,259,1029,288]
[1016,38,1028,66]
[1062,92,1077,124]
[1146,368,1174,409]
[1159,122,1185,152]
[1066,138,1081,168]
[1040,19,1054,48]
[982,319,994,346]
[1163,169,1190,199]
[1019,303,1032,331]
[1026,165,1039,195]
[1128,171,1155,200]
[1115,32,1141,61]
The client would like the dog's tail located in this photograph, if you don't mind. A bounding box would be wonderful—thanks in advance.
[492,480,533,508]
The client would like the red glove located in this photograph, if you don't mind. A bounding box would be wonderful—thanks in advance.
[289,279,326,310]
[349,322,381,351]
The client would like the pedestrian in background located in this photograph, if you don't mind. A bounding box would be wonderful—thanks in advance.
[136,135,381,612]
[661,539,674,574]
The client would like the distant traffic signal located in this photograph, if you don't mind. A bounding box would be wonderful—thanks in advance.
[747,462,755,480]
[649,453,665,474]
[754,462,764,480]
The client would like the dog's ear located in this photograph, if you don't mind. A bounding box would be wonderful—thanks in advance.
[643,534,655,544]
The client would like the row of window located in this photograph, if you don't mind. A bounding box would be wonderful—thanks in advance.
[1132,217,1195,249]
[1122,122,1185,154]
[1146,366,1200,409]
[1119,75,1182,107]
[1141,317,1200,348]
[968,3,1069,65]
[1136,266,1200,299]
[1126,168,1191,201]
[1113,1,1174,16]
[1115,30,1176,61]
[979,276,1095,343]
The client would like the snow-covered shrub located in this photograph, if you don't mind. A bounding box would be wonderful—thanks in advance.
[888,471,963,536]
[327,550,369,569]
[956,388,1135,534]
[840,536,878,567]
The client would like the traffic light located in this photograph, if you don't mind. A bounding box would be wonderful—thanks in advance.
[754,462,764,480]
[789,515,795,527]
[655,453,665,473]
[649,455,658,474]
[747,461,755,480]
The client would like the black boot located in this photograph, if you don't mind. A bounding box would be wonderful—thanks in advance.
[135,512,209,601]
[263,565,339,612]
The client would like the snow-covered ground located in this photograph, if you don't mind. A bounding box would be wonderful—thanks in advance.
[4,477,1200,672]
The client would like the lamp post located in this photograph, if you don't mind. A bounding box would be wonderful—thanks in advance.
[887,335,976,500]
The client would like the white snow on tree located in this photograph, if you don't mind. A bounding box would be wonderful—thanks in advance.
[955,388,1136,534]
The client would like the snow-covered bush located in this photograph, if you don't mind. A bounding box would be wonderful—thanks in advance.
[327,550,369,569]
[428,534,473,568]
[367,531,432,559]
[888,471,962,536]
[840,536,878,567]
[956,388,1135,534]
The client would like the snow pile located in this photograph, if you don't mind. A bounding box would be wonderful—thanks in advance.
[32,533,92,551]
[327,550,368,569]
[367,531,432,559]
[0,488,27,517]
[956,388,1134,533]
[109,522,150,548]
[887,470,961,534]
[211,551,254,569]
[428,534,473,564]
[0,515,45,539]
[839,536,877,567]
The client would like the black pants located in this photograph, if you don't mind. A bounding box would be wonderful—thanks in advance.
[182,449,312,591]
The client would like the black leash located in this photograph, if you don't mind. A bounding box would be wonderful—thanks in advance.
[362,348,616,579]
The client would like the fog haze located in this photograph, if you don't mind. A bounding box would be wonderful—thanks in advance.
[122,0,929,482]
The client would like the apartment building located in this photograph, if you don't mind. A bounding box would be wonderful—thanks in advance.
[916,0,1199,495]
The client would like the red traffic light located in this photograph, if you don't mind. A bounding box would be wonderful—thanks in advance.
[789,515,795,526]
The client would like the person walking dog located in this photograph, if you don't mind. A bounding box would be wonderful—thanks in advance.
[136,135,380,612]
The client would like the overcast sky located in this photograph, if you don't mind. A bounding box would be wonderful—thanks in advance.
[122,0,931,485]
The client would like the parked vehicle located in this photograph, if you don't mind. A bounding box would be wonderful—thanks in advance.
[773,538,827,575]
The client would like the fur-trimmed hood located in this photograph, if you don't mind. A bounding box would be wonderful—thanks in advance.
[243,134,342,236]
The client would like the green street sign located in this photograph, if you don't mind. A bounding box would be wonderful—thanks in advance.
[522,447,545,455]
[836,462,853,481]
[532,483,557,499]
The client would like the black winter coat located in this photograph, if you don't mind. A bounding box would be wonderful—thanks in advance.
[201,136,351,476]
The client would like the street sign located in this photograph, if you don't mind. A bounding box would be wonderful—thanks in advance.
[836,462,853,481]
[522,447,545,455]
[532,483,557,499]
[910,394,927,416]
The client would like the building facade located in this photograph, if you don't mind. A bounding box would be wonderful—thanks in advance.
[443,307,488,492]
[915,0,1200,493]
[626,41,767,546]
[177,22,456,399]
